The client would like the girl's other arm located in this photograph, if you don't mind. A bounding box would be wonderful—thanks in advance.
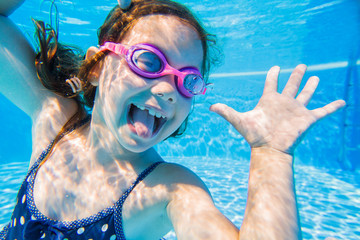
[210,64,345,239]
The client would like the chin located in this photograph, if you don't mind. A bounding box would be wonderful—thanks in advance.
[118,123,178,154]
[118,136,159,153]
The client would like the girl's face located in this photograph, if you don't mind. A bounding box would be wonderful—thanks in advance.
[93,15,203,153]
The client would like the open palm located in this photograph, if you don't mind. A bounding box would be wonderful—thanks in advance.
[210,64,345,154]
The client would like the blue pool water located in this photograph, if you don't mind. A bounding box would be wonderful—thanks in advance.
[1,0,360,239]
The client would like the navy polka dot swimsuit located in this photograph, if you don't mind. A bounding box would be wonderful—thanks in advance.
[0,117,164,240]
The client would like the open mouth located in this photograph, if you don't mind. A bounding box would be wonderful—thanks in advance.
[127,104,167,138]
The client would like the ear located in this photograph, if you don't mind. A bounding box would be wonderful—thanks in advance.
[85,46,102,86]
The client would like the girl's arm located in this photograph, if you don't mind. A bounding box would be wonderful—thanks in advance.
[240,147,300,239]
[168,65,344,240]
[0,0,77,163]
[0,0,76,122]
[210,64,345,239]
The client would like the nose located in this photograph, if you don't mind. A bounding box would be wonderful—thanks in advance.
[150,77,178,103]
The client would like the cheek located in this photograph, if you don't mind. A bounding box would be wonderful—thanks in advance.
[99,56,148,99]
[177,98,193,120]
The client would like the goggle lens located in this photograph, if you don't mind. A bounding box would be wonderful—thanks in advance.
[183,74,205,95]
[132,50,163,73]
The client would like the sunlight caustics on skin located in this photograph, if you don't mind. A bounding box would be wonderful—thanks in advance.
[0,0,357,239]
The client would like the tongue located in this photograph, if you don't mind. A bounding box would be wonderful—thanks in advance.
[132,107,155,138]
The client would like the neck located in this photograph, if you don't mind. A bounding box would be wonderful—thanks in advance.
[85,109,158,169]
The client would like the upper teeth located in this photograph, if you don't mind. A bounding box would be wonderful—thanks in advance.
[134,104,166,118]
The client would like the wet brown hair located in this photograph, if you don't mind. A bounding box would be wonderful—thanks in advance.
[34,0,218,139]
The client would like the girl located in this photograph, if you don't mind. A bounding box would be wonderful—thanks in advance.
[0,0,345,239]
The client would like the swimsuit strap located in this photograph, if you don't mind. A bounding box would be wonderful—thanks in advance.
[114,161,163,239]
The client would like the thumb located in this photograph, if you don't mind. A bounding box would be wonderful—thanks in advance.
[210,103,249,138]
[209,103,239,122]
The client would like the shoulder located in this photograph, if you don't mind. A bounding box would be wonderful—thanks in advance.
[152,161,212,198]
[153,162,239,239]
[157,162,208,185]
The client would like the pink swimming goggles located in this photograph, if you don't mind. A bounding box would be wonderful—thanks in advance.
[100,42,206,98]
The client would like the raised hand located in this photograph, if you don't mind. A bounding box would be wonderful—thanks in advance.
[210,64,345,155]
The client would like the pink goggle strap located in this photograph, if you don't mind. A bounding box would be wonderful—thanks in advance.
[100,42,129,56]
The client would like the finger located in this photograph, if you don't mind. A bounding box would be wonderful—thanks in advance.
[209,103,240,123]
[263,66,280,95]
[311,100,346,120]
[296,76,319,106]
[282,64,307,97]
